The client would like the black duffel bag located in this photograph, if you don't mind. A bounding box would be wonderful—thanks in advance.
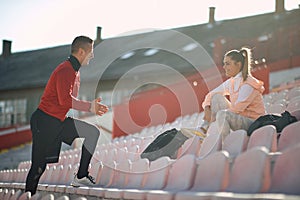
[140,128,189,161]
[247,111,298,136]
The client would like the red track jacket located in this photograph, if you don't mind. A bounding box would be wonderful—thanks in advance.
[38,55,91,121]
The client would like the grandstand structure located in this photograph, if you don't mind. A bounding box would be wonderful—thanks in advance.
[0,80,300,199]
[1,0,300,199]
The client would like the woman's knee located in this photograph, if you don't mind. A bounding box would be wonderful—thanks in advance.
[211,93,225,102]
[211,94,230,113]
[216,110,229,121]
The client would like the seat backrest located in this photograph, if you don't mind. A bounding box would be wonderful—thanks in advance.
[90,161,103,185]
[16,191,31,200]
[269,144,300,195]
[96,160,117,187]
[191,151,230,192]
[41,165,55,184]
[115,147,129,163]
[127,145,140,161]
[164,154,197,191]
[50,164,64,184]
[198,133,222,158]
[287,88,300,100]
[177,136,202,158]
[267,103,285,114]
[143,156,172,190]
[278,121,300,151]
[290,109,300,121]
[9,189,22,200]
[126,158,150,189]
[247,125,277,152]
[226,146,271,193]
[286,98,300,113]
[40,194,55,200]
[109,159,131,188]
[223,129,248,157]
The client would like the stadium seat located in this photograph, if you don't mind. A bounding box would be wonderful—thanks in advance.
[97,149,109,163]
[247,125,277,152]
[52,164,78,193]
[269,144,300,195]
[89,161,103,185]
[175,151,230,200]
[198,133,222,158]
[146,154,197,200]
[115,147,129,163]
[45,165,67,192]
[267,103,286,114]
[223,129,249,158]
[106,148,118,162]
[273,91,287,102]
[2,188,14,200]
[126,158,149,188]
[277,121,300,151]
[126,145,141,161]
[286,98,300,112]
[287,88,300,100]
[273,98,288,107]
[60,164,74,185]
[17,161,31,170]
[96,160,117,187]
[102,158,150,199]
[177,136,202,158]
[9,189,22,200]
[40,193,55,200]
[0,188,7,200]
[123,156,172,200]
[30,192,41,200]
[39,165,51,184]
[290,109,300,120]
[17,191,31,200]
[14,169,27,184]
[104,159,131,198]
[226,146,271,193]
[75,160,117,199]
[56,195,69,200]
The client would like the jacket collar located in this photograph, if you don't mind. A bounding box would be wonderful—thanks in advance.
[68,55,81,71]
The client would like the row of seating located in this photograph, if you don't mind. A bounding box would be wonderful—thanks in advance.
[0,188,86,200]
[0,119,300,195]
[0,85,299,199]
[2,118,299,188]
[264,87,300,114]
[2,144,299,199]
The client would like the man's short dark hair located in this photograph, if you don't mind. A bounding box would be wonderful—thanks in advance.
[71,36,93,53]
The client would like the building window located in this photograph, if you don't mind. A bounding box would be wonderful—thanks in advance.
[0,99,27,128]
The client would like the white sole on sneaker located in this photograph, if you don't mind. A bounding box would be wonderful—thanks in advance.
[180,128,207,139]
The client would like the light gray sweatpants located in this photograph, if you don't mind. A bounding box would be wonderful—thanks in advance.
[210,94,254,142]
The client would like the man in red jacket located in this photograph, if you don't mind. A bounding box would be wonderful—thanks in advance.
[25,36,108,195]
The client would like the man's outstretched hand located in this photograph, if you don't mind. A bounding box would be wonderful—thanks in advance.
[90,97,109,116]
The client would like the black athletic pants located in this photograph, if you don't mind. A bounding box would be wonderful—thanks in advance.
[25,109,100,195]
